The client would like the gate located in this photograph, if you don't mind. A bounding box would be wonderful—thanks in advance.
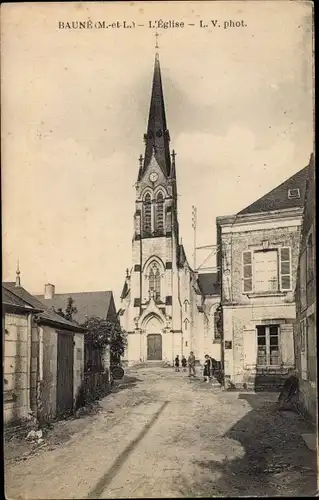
[147,334,162,360]
[57,331,74,417]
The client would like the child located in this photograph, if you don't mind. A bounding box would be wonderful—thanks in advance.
[181,356,187,372]
[174,355,180,372]
[203,354,211,383]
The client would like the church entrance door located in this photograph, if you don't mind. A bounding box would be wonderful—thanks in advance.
[147,334,162,360]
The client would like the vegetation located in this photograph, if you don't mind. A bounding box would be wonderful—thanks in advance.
[81,315,127,359]
[54,297,78,322]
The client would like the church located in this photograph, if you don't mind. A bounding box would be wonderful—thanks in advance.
[119,53,221,366]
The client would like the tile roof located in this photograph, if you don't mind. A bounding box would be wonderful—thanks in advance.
[197,272,220,296]
[238,165,309,215]
[2,286,39,311]
[3,282,85,331]
[35,291,115,325]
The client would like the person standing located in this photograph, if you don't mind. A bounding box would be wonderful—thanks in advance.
[174,355,180,372]
[181,355,187,372]
[188,351,196,377]
[203,354,211,383]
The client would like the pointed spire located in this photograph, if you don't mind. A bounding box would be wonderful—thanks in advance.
[15,260,21,287]
[138,52,172,180]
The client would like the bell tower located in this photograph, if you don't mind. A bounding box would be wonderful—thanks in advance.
[121,52,185,365]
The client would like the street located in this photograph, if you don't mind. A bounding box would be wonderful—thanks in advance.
[5,366,317,498]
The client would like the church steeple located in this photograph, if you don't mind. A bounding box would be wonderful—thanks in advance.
[138,53,172,181]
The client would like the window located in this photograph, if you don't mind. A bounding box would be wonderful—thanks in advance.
[155,192,164,232]
[143,193,152,234]
[184,300,189,312]
[254,250,278,292]
[184,318,189,331]
[306,233,314,283]
[149,262,161,302]
[242,247,292,293]
[257,325,280,366]
[288,188,300,199]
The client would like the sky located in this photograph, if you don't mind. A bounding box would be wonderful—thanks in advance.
[2,1,314,308]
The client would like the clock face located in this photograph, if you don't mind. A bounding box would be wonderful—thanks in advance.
[149,172,158,183]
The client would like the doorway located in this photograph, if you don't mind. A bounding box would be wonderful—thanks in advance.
[147,334,162,360]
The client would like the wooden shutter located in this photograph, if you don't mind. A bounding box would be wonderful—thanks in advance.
[280,247,292,291]
[242,251,253,292]
[280,323,295,366]
[243,327,257,368]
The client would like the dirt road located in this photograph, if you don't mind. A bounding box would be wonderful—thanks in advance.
[5,366,317,498]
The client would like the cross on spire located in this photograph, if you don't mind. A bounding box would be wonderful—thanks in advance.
[155,31,160,50]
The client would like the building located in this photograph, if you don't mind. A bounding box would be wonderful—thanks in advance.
[3,282,42,424]
[119,53,220,366]
[294,153,316,420]
[36,285,117,326]
[3,276,86,424]
[37,284,119,389]
[216,164,309,390]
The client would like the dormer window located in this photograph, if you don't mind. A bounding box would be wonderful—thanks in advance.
[288,188,300,199]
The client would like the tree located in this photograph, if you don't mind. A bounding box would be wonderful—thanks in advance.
[54,297,78,322]
[81,316,127,360]
[64,297,78,322]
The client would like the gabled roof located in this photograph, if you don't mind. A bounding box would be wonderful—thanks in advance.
[138,53,172,181]
[238,165,309,215]
[35,291,116,325]
[3,282,85,331]
[2,286,41,312]
[197,272,220,296]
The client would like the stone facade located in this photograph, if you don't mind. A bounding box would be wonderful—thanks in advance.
[217,209,304,389]
[120,53,220,366]
[3,282,86,425]
[295,154,316,420]
[3,312,31,423]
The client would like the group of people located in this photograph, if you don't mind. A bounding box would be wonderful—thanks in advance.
[174,352,219,382]
[174,352,196,376]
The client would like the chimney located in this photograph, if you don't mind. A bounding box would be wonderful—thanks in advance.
[44,283,55,299]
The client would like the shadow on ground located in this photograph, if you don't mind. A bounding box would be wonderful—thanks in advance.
[111,376,142,394]
[178,393,317,498]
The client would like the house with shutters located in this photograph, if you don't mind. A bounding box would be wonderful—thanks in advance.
[119,52,221,366]
[294,153,316,420]
[216,163,309,390]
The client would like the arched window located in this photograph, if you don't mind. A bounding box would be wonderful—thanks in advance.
[155,192,164,232]
[143,193,152,234]
[149,262,161,302]
[184,300,189,312]
[184,318,189,331]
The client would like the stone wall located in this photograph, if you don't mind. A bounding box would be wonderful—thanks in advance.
[220,225,301,304]
[3,312,30,424]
